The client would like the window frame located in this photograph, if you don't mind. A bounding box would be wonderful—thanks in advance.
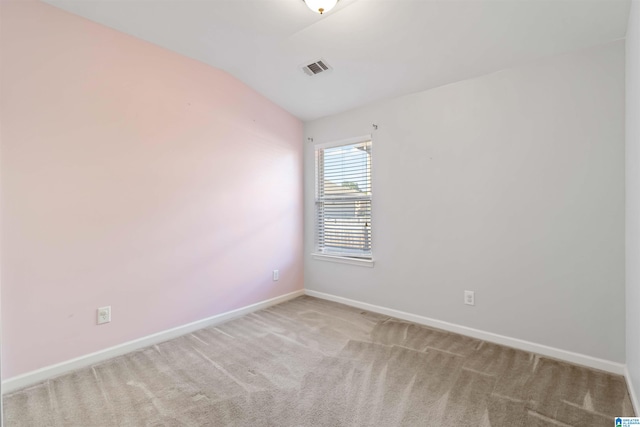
[312,135,374,267]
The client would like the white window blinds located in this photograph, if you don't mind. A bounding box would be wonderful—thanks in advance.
[315,138,372,259]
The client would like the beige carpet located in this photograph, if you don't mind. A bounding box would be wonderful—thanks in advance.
[4,296,635,426]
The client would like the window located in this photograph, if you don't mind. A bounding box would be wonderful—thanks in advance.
[315,136,372,261]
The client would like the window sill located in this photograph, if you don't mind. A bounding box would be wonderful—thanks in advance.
[311,253,375,268]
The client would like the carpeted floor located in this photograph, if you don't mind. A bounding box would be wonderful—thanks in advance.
[3,295,636,426]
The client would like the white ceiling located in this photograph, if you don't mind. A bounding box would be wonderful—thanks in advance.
[43,0,630,121]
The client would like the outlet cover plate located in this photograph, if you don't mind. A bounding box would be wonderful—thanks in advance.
[464,291,475,306]
[97,306,111,324]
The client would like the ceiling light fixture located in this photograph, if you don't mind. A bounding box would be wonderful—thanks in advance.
[303,0,338,15]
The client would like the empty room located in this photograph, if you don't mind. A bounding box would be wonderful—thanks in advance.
[1,0,639,425]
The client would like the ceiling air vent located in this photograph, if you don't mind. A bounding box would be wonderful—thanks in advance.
[302,59,332,76]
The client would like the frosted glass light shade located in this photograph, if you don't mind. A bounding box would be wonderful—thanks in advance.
[304,0,338,14]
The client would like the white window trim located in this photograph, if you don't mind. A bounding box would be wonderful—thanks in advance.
[314,134,372,150]
[313,134,374,267]
[311,253,375,267]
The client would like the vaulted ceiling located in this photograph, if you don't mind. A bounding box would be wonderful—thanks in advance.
[44,0,630,121]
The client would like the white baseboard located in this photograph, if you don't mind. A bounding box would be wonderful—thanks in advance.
[5,287,632,401]
[305,289,626,376]
[625,366,640,415]
[2,289,305,394]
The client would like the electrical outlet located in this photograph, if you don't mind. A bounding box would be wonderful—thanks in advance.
[273,269,279,281]
[464,291,475,306]
[97,306,111,324]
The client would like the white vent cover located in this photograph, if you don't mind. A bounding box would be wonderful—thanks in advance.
[302,59,332,76]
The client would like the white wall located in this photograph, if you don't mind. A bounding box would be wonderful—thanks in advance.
[626,0,640,411]
[304,42,625,364]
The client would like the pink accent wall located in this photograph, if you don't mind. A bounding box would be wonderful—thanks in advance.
[0,1,304,378]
